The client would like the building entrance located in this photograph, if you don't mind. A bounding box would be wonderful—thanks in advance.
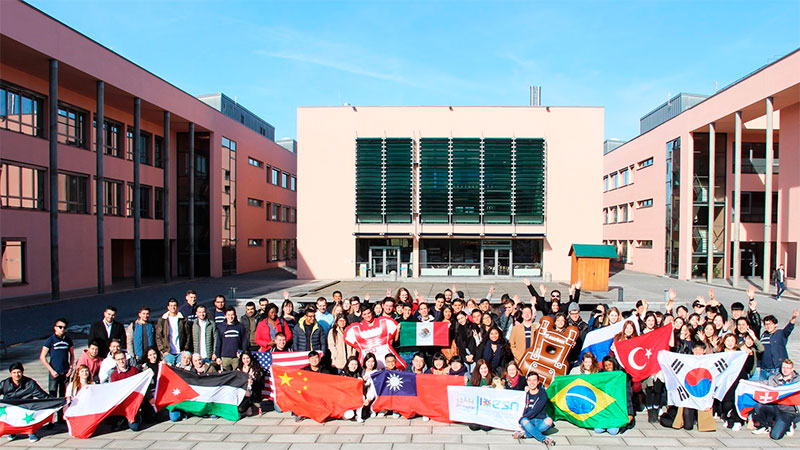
[369,246,401,277]
[482,241,511,277]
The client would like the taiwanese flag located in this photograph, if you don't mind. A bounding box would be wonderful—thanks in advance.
[735,379,800,419]
[613,324,672,381]
[0,398,65,436]
[65,369,152,438]
[272,365,364,422]
[371,370,465,423]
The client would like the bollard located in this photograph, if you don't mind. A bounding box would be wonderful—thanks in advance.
[617,287,624,302]
[545,272,552,282]
[664,289,669,302]
[230,287,238,302]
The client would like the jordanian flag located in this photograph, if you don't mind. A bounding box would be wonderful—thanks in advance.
[154,364,247,421]
[0,398,65,436]
[398,322,449,347]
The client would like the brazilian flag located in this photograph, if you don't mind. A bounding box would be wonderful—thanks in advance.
[546,371,629,429]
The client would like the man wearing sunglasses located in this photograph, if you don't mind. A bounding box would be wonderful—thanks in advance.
[40,318,73,423]
[523,279,582,316]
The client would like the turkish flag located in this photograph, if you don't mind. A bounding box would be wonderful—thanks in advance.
[272,366,364,422]
[154,364,200,410]
[614,324,672,381]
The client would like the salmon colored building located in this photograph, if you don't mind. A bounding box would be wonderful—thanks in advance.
[603,49,800,290]
[0,1,296,300]
[297,106,603,281]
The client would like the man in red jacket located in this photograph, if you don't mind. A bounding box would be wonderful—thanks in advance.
[108,351,141,431]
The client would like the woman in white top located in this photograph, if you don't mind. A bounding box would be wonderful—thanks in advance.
[65,364,93,405]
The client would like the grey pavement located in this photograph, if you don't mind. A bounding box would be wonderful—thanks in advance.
[2,270,800,448]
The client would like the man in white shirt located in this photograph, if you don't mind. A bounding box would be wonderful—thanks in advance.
[98,339,134,383]
[156,298,188,365]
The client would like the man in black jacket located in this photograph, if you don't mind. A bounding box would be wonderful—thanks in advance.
[88,306,126,358]
[1,362,50,442]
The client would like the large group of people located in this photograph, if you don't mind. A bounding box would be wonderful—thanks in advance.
[2,283,798,444]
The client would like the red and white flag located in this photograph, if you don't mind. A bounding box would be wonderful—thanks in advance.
[253,351,318,400]
[613,324,672,381]
[65,369,153,438]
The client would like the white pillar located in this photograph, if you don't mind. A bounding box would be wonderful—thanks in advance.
[733,111,742,288]
[763,97,774,292]
[707,123,715,283]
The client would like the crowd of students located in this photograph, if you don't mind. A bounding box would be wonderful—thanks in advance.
[2,282,798,444]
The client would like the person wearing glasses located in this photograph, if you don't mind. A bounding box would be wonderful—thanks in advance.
[40,318,73,424]
[522,278,581,316]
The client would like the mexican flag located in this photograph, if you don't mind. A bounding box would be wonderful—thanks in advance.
[398,322,449,347]
[0,398,65,436]
[154,364,247,421]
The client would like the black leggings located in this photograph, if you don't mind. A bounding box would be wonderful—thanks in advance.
[645,380,664,409]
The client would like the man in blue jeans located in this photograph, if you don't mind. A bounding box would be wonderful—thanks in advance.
[513,372,556,445]
[759,311,797,380]
[752,359,800,439]
[775,264,786,301]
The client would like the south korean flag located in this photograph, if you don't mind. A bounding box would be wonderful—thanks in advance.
[657,351,747,410]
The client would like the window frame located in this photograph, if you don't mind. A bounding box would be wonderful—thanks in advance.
[247,198,263,208]
[0,83,44,138]
[57,171,89,214]
[247,238,263,247]
[1,238,26,286]
[57,102,88,148]
[271,168,279,186]
[93,117,124,158]
[0,161,46,211]
[154,187,165,220]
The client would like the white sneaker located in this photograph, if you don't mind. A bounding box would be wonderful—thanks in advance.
[356,415,364,423]
[752,427,770,435]
[391,413,400,418]
[731,423,742,431]
[787,423,795,437]
[343,410,355,420]
[422,416,430,422]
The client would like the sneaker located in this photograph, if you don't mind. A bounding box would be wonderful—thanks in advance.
[543,437,556,446]
[731,423,742,432]
[343,410,355,420]
[422,416,430,422]
[6,435,15,441]
[512,431,525,439]
[28,434,39,442]
[294,415,304,423]
[752,427,770,435]
[787,423,795,437]
[356,415,364,423]
[391,413,400,418]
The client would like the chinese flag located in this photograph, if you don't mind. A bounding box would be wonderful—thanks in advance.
[613,324,672,381]
[272,365,364,422]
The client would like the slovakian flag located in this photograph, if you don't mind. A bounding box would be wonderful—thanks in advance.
[613,324,672,381]
[0,398,65,436]
[253,351,319,401]
[65,369,152,439]
[398,322,449,347]
[371,370,464,423]
[154,364,247,422]
[271,365,364,423]
[657,350,747,410]
[581,317,640,362]
[735,379,800,419]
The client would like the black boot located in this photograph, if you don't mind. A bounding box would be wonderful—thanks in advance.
[648,408,658,423]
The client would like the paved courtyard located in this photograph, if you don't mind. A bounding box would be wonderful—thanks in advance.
[2,270,799,449]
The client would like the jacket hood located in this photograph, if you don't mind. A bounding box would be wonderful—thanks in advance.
[161,311,185,319]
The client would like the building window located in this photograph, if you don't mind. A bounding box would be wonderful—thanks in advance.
[290,176,296,191]
[222,137,236,151]
[57,172,88,213]
[270,240,278,261]
[94,118,123,157]
[290,207,296,223]
[1,239,25,285]
[281,172,288,189]
[153,136,164,168]
[621,169,629,186]
[57,104,87,148]
[290,239,296,259]
[154,187,164,220]
[603,208,608,224]
[0,85,43,137]
[248,239,263,247]
[612,172,619,189]
[603,176,608,192]
[0,162,46,210]
[620,204,628,222]
[271,203,280,221]
[140,185,152,218]
[248,157,262,168]
[611,206,618,223]
[282,239,289,260]
[282,206,290,222]
[739,142,780,174]
[271,168,279,186]
[638,157,654,169]
[196,155,208,175]
[222,205,230,230]
[126,129,135,160]
[638,240,653,248]
[264,202,271,220]
[247,198,263,207]
[139,133,152,166]
[102,179,123,216]
[735,191,778,223]
[638,198,653,208]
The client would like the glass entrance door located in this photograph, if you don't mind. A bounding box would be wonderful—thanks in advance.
[370,247,401,277]
[482,242,512,277]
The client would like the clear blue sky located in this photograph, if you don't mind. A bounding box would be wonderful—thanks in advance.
[28,0,800,142]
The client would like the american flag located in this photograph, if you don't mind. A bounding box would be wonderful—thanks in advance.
[253,351,314,400]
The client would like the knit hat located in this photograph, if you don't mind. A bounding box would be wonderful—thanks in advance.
[568,302,580,312]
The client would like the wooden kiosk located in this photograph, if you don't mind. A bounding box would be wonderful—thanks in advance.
[569,244,617,292]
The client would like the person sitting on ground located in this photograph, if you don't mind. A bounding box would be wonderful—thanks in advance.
[512,372,556,446]
[1,363,50,442]
[571,352,600,375]
[427,352,450,375]
[175,351,193,371]
[75,340,103,382]
[502,361,526,390]
[99,339,135,383]
[751,359,800,439]
[108,351,142,431]
[341,357,368,422]
[447,356,469,378]
[191,353,216,375]
[237,352,263,417]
